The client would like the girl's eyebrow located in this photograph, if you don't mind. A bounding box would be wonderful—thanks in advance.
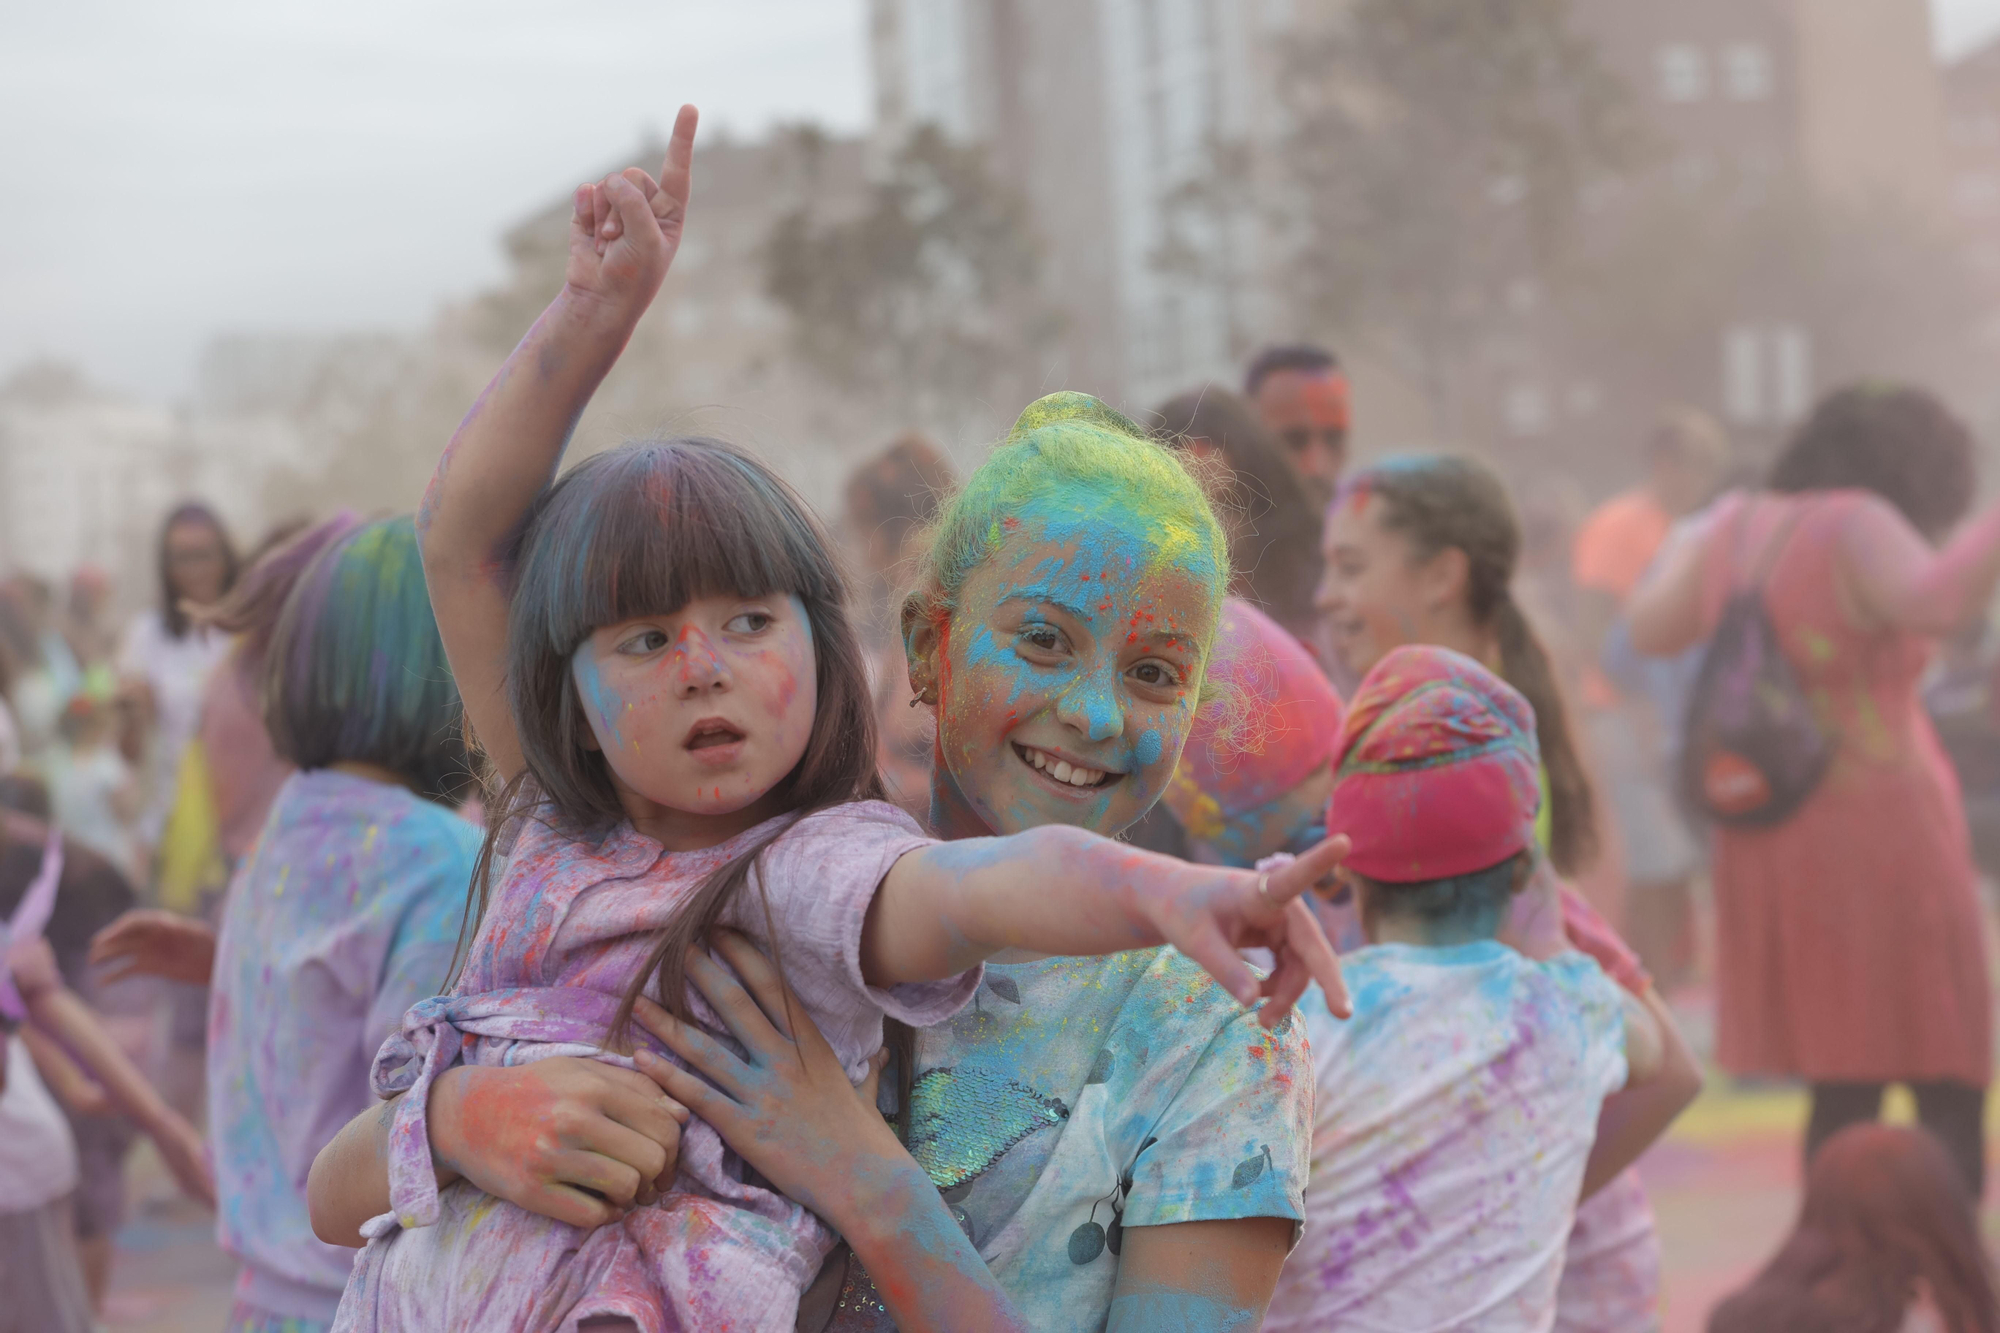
[1134,627,1201,652]
[998,590,1093,622]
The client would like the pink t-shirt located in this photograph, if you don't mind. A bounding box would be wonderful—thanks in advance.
[333,800,978,1333]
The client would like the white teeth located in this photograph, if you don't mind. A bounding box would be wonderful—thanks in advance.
[1020,745,1111,788]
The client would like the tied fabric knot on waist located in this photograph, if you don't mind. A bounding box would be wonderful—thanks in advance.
[371,986,671,1231]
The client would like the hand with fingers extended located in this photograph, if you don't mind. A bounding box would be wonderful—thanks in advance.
[631,931,1034,1333]
[424,1056,689,1231]
[1129,832,1355,1028]
[565,103,699,317]
[628,934,902,1228]
[88,909,218,987]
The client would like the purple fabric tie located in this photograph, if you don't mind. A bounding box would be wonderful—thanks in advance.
[0,830,64,1022]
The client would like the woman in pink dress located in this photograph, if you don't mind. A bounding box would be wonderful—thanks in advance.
[1631,385,2000,1198]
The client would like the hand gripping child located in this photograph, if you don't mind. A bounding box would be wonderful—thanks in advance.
[328,105,1347,1333]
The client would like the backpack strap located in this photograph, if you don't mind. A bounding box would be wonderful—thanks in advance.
[1730,494,1809,593]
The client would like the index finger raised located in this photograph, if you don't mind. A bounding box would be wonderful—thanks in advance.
[656,104,699,211]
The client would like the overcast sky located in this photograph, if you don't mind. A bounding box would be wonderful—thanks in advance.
[6,0,2000,401]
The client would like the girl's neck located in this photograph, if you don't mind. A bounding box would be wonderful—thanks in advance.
[1368,910,1504,950]
[927,759,996,843]
[620,786,793,853]
[1421,606,1499,671]
[330,760,412,790]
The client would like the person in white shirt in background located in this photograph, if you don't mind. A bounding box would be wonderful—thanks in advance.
[1265,645,1695,1333]
[116,502,237,865]
[45,694,142,886]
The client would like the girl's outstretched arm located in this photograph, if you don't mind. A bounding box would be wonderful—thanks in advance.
[634,933,1033,1333]
[865,827,1352,1030]
[418,105,698,782]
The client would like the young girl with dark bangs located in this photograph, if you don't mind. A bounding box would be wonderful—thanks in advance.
[313,106,1343,1333]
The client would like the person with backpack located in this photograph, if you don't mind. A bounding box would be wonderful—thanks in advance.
[1629,384,2000,1201]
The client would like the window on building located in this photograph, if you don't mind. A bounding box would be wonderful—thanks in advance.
[1723,44,1772,100]
[1658,44,1708,102]
[1723,323,1811,425]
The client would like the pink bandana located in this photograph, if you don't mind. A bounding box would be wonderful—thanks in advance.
[1326,645,1540,883]
[1163,599,1344,840]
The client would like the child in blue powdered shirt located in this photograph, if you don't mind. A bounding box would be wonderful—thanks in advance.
[206,517,483,1333]
[1266,645,1695,1333]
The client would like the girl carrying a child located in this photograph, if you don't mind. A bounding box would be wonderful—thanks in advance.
[309,105,1341,1333]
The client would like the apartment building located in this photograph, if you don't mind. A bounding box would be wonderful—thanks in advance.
[1564,0,1948,449]
[870,0,1291,412]
[873,0,1955,456]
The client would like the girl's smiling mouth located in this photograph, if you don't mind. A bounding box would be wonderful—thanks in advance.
[1013,742,1122,791]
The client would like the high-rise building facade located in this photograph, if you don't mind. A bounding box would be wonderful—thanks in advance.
[875,0,1955,453]
[871,0,1291,411]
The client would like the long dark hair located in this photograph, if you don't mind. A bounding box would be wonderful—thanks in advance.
[1150,386,1325,633]
[1345,455,1600,875]
[1709,1125,1998,1333]
[156,501,239,639]
[1770,385,1975,543]
[466,440,887,1057]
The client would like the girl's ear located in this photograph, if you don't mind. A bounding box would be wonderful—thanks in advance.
[900,599,943,706]
[1419,545,1472,613]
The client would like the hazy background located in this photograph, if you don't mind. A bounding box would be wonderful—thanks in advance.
[0,0,872,397]
[9,0,2000,402]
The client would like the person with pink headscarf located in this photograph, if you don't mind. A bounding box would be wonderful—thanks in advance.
[1161,599,1345,867]
[1265,646,1684,1332]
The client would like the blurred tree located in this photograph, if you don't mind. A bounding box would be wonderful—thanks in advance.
[1279,0,1646,440]
[763,126,1060,435]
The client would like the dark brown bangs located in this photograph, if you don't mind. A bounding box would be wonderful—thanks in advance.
[514,439,840,661]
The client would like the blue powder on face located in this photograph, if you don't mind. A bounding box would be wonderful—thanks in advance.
[1135,728,1165,767]
[571,647,625,750]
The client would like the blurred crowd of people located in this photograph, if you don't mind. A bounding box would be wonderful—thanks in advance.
[833,354,2000,1331]
[3,290,2000,1330]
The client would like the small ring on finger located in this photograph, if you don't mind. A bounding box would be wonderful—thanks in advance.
[1256,872,1275,906]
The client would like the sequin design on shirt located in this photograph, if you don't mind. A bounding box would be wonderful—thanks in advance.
[908,1065,1071,1191]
